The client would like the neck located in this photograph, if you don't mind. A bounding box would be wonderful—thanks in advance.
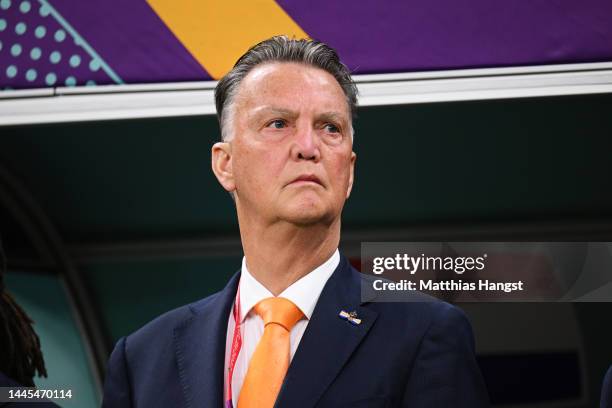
[238,217,340,296]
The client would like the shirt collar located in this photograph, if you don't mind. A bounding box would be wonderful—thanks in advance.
[238,249,340,322]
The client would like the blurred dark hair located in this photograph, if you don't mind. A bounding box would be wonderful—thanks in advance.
[0,233,47,386]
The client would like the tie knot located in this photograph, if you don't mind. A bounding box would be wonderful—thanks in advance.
[254,297,304,332]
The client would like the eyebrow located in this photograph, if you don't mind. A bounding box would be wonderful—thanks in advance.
[316,111,347,125]
[250,107,298,122]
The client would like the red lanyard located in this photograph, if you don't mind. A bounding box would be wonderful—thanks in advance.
[226,285,242,407]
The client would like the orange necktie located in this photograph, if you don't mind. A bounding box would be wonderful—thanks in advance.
[237,297,304,408]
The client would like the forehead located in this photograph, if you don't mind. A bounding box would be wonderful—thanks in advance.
[233,62,350,119]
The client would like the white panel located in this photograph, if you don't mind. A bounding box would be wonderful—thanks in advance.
[1,62,611,126]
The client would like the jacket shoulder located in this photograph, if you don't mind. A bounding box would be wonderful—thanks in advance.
[355,267,471,331]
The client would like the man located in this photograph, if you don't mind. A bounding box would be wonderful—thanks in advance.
[102,36,489,407]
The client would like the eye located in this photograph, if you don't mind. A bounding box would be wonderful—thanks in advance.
[266,119,287,129]
[324,123,340,133]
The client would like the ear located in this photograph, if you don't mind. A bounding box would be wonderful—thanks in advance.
[346,151,356,199]
[211,142,236,192]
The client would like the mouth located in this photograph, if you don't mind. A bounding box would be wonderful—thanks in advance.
[288,174,323,187]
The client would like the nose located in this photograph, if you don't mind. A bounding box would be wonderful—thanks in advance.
[291,123,320,162]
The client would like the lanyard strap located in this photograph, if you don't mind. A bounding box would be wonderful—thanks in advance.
[226,285,242,407]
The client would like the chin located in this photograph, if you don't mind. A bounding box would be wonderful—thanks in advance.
[280,201,332,226]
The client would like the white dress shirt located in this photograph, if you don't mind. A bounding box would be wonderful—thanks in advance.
[223,249,340,404]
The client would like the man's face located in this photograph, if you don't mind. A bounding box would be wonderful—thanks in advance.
[214,62,356,227]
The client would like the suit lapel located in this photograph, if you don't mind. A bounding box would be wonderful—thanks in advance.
[173,271,240,408]
[274,255,378,408]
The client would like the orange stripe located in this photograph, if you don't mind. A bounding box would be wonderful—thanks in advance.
[147,0,309,79]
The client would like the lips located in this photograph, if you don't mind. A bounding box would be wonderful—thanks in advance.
[289,174,323,186]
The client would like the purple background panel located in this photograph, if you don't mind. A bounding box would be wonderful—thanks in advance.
[276,0,612,73]
[3,0,612,89]
[50,0,211,84]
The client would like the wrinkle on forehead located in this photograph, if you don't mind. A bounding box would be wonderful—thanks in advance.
[233,62,350,124]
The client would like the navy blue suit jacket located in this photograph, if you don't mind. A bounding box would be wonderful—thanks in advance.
[603,365,612,408]
[102,254,489,407]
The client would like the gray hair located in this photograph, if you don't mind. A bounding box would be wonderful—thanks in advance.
[214,36,358,141]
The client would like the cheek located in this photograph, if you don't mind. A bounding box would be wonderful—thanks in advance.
[235,149,284,193]
[327,153,353,192]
